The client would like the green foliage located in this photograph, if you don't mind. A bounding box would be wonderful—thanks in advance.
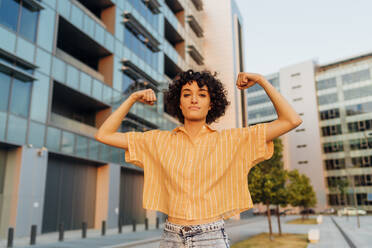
[287,170,317,210]
[248,138,286,205]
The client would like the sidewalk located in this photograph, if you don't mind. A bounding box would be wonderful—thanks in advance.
[331,215,372,248]
[229,215,349,248]
[0,217,261,248]
[0,222,165,248]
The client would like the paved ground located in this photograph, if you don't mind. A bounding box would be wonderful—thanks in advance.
[1,215,371,248]
[331,215,372,248]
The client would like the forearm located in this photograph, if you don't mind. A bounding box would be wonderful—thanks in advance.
[95,95,137,138]
[258,79,302,125]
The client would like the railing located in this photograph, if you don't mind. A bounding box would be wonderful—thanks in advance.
[56,48,105,82]
[70,0,107,28]
[50,112,97,137]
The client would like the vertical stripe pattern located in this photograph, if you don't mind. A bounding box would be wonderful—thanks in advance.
[124,123,274,224]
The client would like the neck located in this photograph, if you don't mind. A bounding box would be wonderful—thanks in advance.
[183,119,206,137]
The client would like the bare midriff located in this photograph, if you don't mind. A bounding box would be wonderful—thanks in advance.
[167,215,223,225]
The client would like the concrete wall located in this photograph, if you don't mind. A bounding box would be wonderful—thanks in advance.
[279,60,327,210]
[13,146,48,238]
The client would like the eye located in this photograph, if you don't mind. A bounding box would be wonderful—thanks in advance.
[200,94,206,97]
[183,94,190,97]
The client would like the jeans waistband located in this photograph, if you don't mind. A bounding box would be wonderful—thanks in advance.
[164,218,225,236]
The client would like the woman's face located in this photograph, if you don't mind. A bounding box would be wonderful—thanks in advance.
[179,80,211,123]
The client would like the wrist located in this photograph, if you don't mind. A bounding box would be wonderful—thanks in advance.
[128,93,138,103]
[257,77,270,87]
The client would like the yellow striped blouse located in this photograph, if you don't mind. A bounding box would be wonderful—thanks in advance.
[124,122,274,224]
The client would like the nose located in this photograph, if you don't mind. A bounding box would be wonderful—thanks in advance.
[191,95,198,103]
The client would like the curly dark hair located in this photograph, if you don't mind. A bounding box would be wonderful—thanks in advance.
[164,69,230,124]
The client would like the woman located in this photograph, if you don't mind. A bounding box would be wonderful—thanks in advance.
[95,70,302,247]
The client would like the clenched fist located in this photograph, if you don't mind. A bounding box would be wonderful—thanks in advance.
[236,72,265,90]
[131,88,157,105]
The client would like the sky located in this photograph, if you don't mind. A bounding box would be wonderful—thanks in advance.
[235,0,372,75]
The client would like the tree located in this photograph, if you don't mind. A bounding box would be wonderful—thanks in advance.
[335,177,349,207]
[248,138,285,240]
[287,170,317,220]
[271,167,288,236]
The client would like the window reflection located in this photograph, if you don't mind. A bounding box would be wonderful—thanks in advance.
[0,0,19,32]
[19,1,39,43]
[10,78,32,117]
[0,72,11,111]
[0,0,39,42]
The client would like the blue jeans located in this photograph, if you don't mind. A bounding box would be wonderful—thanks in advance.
[159,218,230,247]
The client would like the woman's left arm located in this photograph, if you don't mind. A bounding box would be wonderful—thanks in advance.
[237,72,303,142]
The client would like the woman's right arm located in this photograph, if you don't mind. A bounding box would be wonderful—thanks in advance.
[94,88,157,150]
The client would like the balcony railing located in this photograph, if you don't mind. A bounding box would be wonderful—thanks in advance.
[50,112,98,137]
[56,48,105,82]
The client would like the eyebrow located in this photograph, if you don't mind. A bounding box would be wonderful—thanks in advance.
[182,88,208,92]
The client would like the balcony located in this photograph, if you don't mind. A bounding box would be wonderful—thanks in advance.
[187,45,204,65]
[50,81,110,137]
[57,16,113,86]
[191,0,203,11]
[123,12,160,52]
[187,14,203,37]
[72,0,115,33]
[142,0,161,14]
[50,113,98,137]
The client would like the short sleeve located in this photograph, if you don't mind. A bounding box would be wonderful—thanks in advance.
[124,130,157,169]
[248,123,274,167]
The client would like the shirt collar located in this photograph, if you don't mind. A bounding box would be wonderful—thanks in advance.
[171,124,216,134]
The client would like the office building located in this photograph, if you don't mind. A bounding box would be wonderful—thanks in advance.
[0,0,246,238]
[246,52,372,212]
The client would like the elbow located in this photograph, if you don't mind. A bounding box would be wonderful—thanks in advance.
[291,117,303,127]
[94,132,102,141]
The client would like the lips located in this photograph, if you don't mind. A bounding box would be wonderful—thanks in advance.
[189,107,200,110]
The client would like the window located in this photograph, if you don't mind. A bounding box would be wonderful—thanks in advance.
[318,93,338,105]
[321,125,342,136]
[292,85,301,90]
[0,0,41,42]
[293,97,303,102]
[0,72,12,111]
[342,69,370,85]
[323,141,343,153]
[10,78,32,117]
[295,128,305,132]
[344,85,372,101]
[316,77,336,90]
[346,102,372,116]
[0,71,32,118]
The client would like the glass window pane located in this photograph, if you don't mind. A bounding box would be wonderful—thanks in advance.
[100,143,111,161]
[0,72,11,111]
[0,0,20,32]
[7,114,27,144]
[79,72,91,95]
[88,139,99,160]
[10,78,32,117]
[76,135,88,157]
[28,121,45,148]
[66,64,79,89]
[0,111,6,141]
[46,126,60,152]
[19,1,39,42]
[61,131,74,153]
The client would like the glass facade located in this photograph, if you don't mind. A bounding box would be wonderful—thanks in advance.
[317,56,372,208]
[0,0,180,167]
[246,75,279,124]
[0,0,39,42]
